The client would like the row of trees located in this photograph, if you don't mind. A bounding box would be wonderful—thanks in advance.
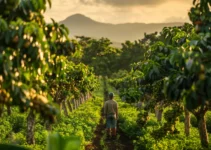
[0,0,98,145]
[76,35,148,77]
[110,0,211,148]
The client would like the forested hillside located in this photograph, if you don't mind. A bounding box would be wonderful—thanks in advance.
[60,14,184,43]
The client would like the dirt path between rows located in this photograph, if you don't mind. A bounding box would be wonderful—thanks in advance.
[85,109,134,150]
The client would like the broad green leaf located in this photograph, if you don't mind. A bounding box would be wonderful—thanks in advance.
[190,40,198,46]
[47,133,81,150]
[186,58,193,71]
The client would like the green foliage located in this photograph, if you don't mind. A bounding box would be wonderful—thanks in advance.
[34,124,48,145]
[118,40,146,70]
[8,113,26,133]
[109,1,211,147]
[190,111,211,133]
[0,133,81,150]
[54,97,101,145]
[78,37,121,76]
[0,93,102,149]
[191,115,198,128]
[120,87,141,103]
[110,70,128,79]
[136,109,149,127]
[0,0,99,125]
[109,70,144,104]
[189,0,211,33]
[47,133,81,150]
[116,97,210,150]
[0,0,75,121]
[163,1,211,117]
[206,111,211,133]
[78,35,148,76]
[151,104,183,140]
[118,102,140,138]
[0,119,12,141]
[12,132,26,145]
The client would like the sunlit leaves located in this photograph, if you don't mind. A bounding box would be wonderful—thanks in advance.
[0,0,59,121]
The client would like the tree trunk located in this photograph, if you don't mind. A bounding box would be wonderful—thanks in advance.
[46,121,52,131]
[82,95,85,103]
[84,94,87,101]
[59,101,62,113]
[157,110,163,122]
[185,108,190,136]
[76,100,79,108]
[155,107,162,122]
[80,97,83,105]
[7,105,11,116]
[82,94,85,102]
[81,97,84,104]
[79,99,81,106]
[87,92,90,100]
[197,115,209,148]
[78,98,81,106]
[54,90,60,103]
[71,99,75,110]
[155,101,163,122]
[62,100,68,116]
[73,99,77,109]
[88,92,91,99]
[27,109,35,144]
[0,104,4,117]
[87,93,89,100]
[67,99,73,112]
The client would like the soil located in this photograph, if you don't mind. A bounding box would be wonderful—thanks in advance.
[85,109,134,150]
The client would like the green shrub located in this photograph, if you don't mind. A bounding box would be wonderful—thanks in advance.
[8,114,26,133]
[117,102,141,138]
[188,111,211,132]
[179,114,185,122]
[205,111,211,133]
[134,117,207,150]
[0,120,12,141]
[191,115,197,128]
[13,132,26,145]
[34,123,48,145]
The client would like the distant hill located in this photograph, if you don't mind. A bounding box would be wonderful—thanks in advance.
[60,14,185,43]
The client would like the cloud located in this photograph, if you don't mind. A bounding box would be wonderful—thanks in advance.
[79,0,191,7]
[79,0,165,6]
[44,0,192,24]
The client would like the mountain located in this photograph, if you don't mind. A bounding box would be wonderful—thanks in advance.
[60,14,185,43]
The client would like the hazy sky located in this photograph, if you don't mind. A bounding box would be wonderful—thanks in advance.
[44,0,192,24]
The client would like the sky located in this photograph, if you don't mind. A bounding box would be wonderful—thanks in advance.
[44,0,193,24]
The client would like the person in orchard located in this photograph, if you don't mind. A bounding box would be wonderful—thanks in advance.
[104,92,118,140]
